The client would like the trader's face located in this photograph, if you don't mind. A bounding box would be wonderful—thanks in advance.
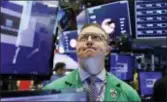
[76,26,109,58]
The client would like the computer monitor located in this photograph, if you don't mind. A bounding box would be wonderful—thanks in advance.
[58,30,78,53]
[1,90,86,101]
[110,53,135,81]
[77,1,132,41]
[1,1,58,79]
[139,72,163,96]
[135,0,167,39]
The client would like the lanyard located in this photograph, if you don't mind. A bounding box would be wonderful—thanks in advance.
[96,80,107,101]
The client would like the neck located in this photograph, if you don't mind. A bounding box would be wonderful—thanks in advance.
[78,57,105,75]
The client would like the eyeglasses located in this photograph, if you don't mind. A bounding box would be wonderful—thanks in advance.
[77,33,107,42]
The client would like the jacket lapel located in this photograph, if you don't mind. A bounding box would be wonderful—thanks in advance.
[64,69,83,89]
[104,72,122,101]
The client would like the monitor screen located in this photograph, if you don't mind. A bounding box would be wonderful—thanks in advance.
[77,1,132,41]
[139,72,162,96]
[59,30,78,53]
[135,0,167,39]
[1,92,86,101]
[1,1,58,77]
[110,53,135,81]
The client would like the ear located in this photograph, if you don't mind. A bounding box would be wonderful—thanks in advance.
[105,46,111,56]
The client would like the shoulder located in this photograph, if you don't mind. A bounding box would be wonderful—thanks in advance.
[107,73,141,101]
[43,76,66,90]
[120,80,141,101]
[43,70,78,90]
[155,77,167,85]
[154,77,167,91]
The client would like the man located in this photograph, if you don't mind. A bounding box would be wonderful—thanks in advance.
[43,62,66,86]
[44,23,141,101]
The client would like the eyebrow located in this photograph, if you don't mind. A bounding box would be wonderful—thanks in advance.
[78,32,108,40]
[79,32,106,37]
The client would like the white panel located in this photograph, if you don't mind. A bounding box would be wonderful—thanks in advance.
[1,7,21,18]
[1,34,17,44]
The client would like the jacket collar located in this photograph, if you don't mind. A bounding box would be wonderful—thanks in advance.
[79,67,106,82]
[64,69,83,88]
[64,69,122,101]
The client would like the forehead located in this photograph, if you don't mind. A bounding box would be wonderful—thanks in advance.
[79,26,106,37]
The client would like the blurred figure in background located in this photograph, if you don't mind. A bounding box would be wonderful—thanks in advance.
[133,69,139,92]
[153,77,167,101]
[50,62,66,81]
[162,65,167,77]
[43,62,66,86]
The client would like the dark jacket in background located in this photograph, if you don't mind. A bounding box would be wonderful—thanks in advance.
[153,77,167,101]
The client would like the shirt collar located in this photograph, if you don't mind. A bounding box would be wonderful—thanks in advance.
[79,67,106,82]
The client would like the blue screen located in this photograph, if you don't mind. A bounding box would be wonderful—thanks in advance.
[59,30,78,53]
[135,0,167,39]
[139,72,162,96]
[110,54,135,80]
[77,1,132,40]
[1,92,86,101]
[1,1,58,75]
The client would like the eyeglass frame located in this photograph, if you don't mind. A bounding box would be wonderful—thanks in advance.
[77,33,108,42]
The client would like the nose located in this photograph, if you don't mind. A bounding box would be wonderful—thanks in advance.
[86,41,93,47]
[86,36,93,47]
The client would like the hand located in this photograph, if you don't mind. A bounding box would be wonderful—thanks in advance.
[101,18,116,34]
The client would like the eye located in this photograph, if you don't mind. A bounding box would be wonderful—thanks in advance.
[79,35,88,41]
[92,35,102,41]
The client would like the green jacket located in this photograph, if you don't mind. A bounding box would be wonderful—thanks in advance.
[44,69,141,101]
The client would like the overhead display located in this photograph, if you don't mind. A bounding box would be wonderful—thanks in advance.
[77,1,132,41]
[1,1,58,76]
[135,0,167,39]
[59,30,78,53]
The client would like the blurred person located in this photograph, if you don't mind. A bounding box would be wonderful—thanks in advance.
[43,62,66,86]
[132,69,139,92]
[153,77,167,101]
[44,23,141,101]
[50,62,66,81]
[163,65,167,76]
